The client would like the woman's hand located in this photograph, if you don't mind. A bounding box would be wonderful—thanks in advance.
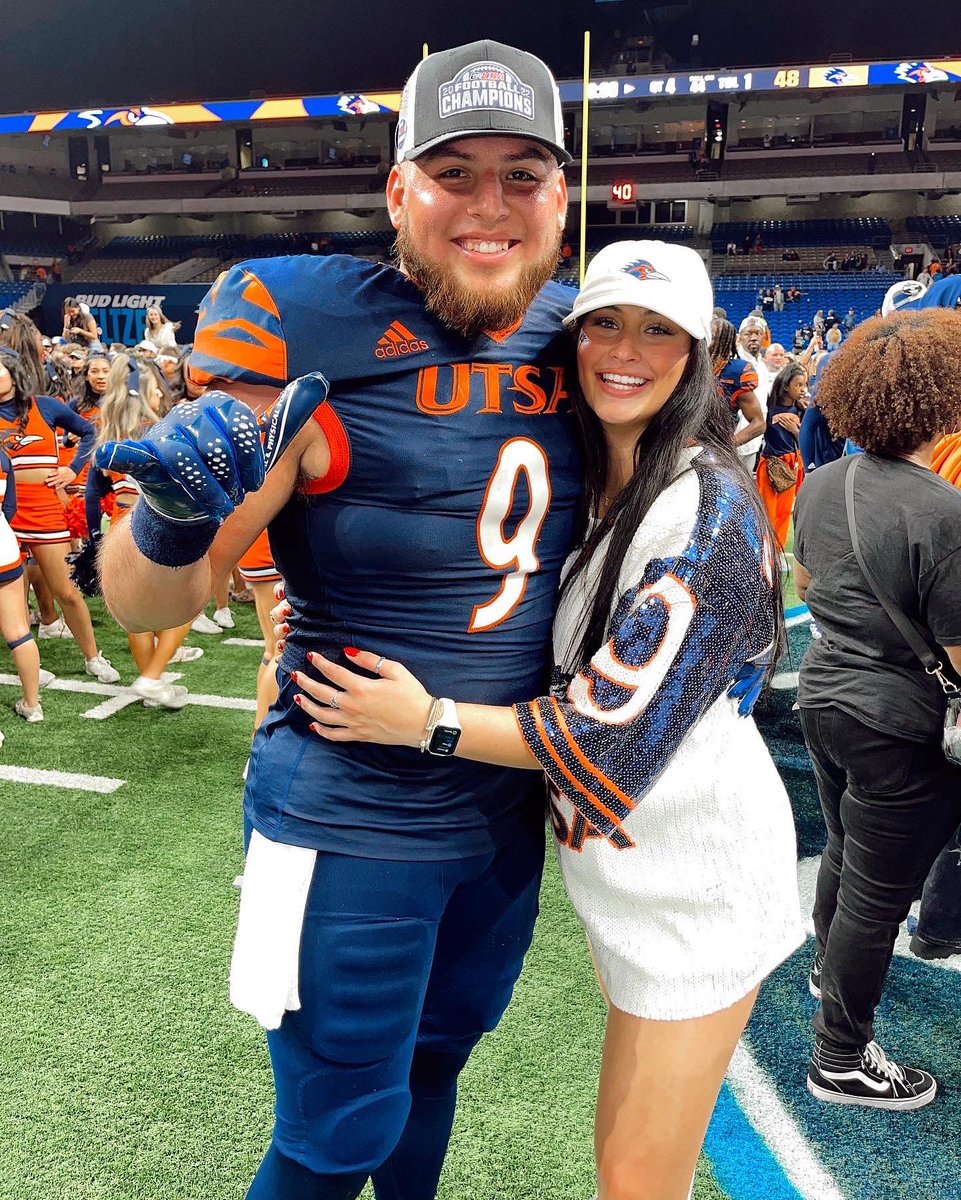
[772,413,801,436]
[45,466,77,488]
[292,649,433,748]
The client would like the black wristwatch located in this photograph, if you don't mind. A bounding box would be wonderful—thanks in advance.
[423,697,462,756]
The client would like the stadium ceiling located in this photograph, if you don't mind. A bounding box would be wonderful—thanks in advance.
[0,0,956,115]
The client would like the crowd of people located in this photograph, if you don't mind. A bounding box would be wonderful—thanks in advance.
[0,299,281,724]
[2,37,961,1199]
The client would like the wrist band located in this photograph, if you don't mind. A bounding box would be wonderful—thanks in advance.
[130,501,218,568]
[419,696,442,753]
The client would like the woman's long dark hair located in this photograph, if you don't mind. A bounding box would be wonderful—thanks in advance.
[72,353,111,414]
[0,312,46,396]
[0,348,35,422]
[561,335,785,673]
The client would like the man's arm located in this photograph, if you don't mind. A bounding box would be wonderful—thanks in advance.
[733,391,765,447]
[99,387,329,633]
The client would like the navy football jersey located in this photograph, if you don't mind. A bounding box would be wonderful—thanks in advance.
[189,255,581,858]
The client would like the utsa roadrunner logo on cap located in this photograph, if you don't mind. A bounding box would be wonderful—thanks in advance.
[824,67,850,86]
[623,258,670,283]
[375,321,430,359]
[438,61,535,121]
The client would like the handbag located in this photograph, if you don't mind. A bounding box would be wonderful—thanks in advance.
[845,455,961,766]
[765,454,799,494]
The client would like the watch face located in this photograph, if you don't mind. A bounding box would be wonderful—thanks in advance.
[428,726,461,756]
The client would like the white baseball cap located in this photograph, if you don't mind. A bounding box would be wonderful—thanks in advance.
[563,241,714,341]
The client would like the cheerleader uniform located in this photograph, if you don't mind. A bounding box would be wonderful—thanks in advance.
[0,396,95,546]
[64,400,102,539]
[238,527,282,587]
[0,449,22,585]
[515,447,804,1020]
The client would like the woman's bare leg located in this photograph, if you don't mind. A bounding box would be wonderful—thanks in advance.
[29,542,99,661]
[251,580,280,732]
[595,987,759,1200]
[0,579,40,706]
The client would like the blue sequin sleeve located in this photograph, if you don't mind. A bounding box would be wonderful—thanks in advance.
[514,459,777,841]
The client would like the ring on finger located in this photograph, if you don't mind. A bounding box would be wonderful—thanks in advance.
[373,656,386,674]
[329,692,340,710]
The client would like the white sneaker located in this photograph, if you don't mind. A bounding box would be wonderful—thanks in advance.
[38,616,73,640]
[132,675,189,710]
[213,606,235,629]
[167,645,204,664]
[191,613,223,635]
[15,699,43,723]
[38,668,56,688]
[85,653,120,684]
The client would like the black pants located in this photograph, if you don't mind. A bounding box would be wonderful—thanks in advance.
[917,824,961,949]
[799,705,961,1050]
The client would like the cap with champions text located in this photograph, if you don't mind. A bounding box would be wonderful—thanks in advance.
[563,241,714,342]
[395,40,572,165]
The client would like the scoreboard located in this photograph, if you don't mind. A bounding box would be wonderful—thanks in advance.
[557,58,961,105]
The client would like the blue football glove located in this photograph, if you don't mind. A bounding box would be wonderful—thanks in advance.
[727,643,775,717]
[95,372,329,525]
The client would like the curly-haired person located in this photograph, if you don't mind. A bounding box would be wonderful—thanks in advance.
[792,308,961,1111]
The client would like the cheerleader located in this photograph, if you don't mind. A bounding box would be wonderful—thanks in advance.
[85,354,197,708]
[0,446,49,725]
[0,347,118,683]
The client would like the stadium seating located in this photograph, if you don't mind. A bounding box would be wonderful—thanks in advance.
[713,272,900,345]
[0,282,34,307]
[905,214,961,249]
[711,218,891,254]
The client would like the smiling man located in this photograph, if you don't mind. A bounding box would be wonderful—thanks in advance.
[97,39,579,1200]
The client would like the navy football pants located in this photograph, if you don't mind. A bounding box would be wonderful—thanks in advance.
[246,822,544,1200]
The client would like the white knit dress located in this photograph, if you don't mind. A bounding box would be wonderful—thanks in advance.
[515,448,804,1019]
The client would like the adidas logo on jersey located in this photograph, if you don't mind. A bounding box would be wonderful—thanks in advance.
[375,321,430,359]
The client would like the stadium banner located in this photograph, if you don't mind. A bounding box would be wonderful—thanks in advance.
[41,283,209,345]
[3,58,961,132]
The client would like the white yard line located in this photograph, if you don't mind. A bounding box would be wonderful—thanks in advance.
[786,611,813,629]
[771,670,801,690]
[728,1041,847,1200]
[0,673,256,715]
[222,637,265,648]
[0,765,125,794]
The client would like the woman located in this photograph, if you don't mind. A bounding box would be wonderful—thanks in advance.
[0,446,49,724]
[142,305,180,354]
[64,353,111,541]
[61,298,100,348]
[85,355,198,707]
[756,361,807,551]
[237,531,283,733]
[794,309,961,1111]
[286,242,804,1199]
[0,347,118,683]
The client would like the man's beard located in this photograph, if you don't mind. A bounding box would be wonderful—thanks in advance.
[395,219,563,340]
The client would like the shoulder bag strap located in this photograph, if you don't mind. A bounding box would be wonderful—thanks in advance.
[844,455,958,695]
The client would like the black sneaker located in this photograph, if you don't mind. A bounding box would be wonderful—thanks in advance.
[809,951,823,1000]
[807,1039,937,1110]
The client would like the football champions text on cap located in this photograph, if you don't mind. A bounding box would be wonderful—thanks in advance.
[395,40,571,165]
